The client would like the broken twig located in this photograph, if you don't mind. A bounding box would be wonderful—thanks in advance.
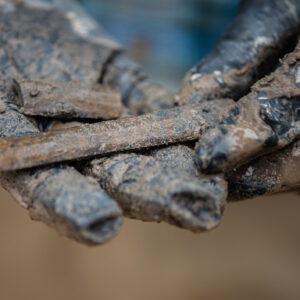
[0,100,234,171]
[13,79,122,120]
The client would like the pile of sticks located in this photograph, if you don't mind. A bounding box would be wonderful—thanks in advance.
[0,0,300,245]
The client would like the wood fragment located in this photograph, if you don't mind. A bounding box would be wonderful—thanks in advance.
[84,151,227,232]
[0,99,235,171]
[13,79,122,120]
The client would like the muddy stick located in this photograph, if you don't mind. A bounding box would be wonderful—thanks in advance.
[84,152,227,232]
[195,41,300,174]
[228,140,300,201]
[13,79,122,120]
[0,99,235,171]
[178,0,300,105]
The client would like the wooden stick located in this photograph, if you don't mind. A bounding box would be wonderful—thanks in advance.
[13,79,122,120]
[0,99,234,171]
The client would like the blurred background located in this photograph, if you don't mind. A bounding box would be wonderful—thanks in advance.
[1,0,300,299]
[77,0,239,89]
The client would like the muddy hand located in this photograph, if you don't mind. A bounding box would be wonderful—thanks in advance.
[178,0,300,105]
[195,41,300,174]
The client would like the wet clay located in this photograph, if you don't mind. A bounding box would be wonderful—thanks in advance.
[178,0,300,105]
[195,40,300,174]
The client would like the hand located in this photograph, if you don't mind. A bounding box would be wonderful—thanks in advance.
[176,0,300,199]
[1,0,299,246]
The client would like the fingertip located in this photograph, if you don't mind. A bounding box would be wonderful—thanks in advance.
[195,130,229,174]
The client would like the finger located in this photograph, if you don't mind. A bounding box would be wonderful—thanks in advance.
[84,150,227,232]
[0,91,122,245]
[178,0,300,105]
[100,54,175,115]
[195,41,300,174]
[228,140,300,201]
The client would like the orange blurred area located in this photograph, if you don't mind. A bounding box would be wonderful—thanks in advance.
[0,187,299,300]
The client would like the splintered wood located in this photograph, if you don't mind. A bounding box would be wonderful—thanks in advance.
[0,99,234,171]
[13,79,122,120]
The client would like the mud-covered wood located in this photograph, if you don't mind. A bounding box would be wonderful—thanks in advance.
[13,79,122,120]
[84,152,227,232]
[195,41,300,174]
[0,99,234,171]
[178,0,300,105]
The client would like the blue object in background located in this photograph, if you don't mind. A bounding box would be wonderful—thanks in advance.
[77,0,240,88]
